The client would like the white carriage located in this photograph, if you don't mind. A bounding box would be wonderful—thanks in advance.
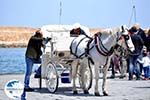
[39,24,93,93]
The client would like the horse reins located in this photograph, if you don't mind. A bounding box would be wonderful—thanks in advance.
[94,33,114,56]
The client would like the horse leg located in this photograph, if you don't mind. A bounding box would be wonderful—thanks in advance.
[120,58,127,79]
[119,59,124,78]
[80,58,89,94]
[94,64,100,96]
[71,60,79,94]
[102,65,109,96]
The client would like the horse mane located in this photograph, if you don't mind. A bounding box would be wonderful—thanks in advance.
[89,28,104,35]
[111,27,121,35]
[90,27,121,36]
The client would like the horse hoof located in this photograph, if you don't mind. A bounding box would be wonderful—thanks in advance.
[84,90,89,94]
[103,91,108,96]
[94,92,100,96]
[73,90,78,94]
[119,75,125,79]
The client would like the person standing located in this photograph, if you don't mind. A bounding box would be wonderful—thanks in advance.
[129,23,147,74]
[24,29,44,91]
[128,24,144,80]
[137,47,150,80]
[145,28,150,52]
[110,44,121,79]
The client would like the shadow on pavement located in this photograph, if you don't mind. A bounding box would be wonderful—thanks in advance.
[32,87,111,97]
[134,86,150,89]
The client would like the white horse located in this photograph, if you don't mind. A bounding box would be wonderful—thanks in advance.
[70,25,135,96]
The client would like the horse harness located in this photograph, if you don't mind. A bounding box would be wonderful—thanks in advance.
[94,31,131,57]
[70,31,122,57]
[94,33,114,56]
[70,35,93,58]
[70,30,129,65]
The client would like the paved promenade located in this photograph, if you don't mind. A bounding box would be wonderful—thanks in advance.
[0,73,150,100]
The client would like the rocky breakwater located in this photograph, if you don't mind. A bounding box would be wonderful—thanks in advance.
[0,26,37,48]
[0,26,102,48]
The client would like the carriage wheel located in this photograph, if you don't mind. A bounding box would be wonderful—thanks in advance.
[45,62,59,93]
[39,76,42,89]
[78,62,92,90]
[38,65,42,89]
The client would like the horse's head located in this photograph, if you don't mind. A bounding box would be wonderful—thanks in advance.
[117,25,135,52]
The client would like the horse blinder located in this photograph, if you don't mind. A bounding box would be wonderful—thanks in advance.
[122,35,129,41]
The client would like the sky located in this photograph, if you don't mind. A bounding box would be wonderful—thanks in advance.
[0,0,149,28]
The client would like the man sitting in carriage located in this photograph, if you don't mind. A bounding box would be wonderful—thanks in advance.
[70,23,92,38]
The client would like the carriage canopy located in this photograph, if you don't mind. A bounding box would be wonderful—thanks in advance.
[40,24,90,52]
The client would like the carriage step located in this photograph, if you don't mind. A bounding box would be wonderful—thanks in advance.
[61,72,71,83]
[34,74,41,78]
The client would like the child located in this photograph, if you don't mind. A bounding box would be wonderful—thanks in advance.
[137,47,150,80]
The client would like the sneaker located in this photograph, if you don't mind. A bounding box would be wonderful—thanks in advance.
[110,75,115,79]
[119,75,126,79]
[24,87,34,92]
[136,77,141,80]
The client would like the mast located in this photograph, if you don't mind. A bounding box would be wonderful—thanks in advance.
[59,0,62,24]
[128,0,137,27]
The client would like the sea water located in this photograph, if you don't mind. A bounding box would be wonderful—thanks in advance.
[0,48,26,74]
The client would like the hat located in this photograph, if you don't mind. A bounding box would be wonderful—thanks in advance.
[73,23,81,29]
[132,23,140,29]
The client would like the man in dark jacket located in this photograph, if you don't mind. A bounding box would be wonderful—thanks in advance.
[145,29,150,52]
[128,24,144,80]
[24,29,44,91]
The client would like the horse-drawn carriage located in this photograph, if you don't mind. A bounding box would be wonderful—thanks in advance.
[36,24,135,96]
[38,24,92,93]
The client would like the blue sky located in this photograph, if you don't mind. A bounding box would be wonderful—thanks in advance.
[0,0,149,28]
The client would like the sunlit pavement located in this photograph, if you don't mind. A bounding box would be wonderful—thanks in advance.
[0,73,150,100]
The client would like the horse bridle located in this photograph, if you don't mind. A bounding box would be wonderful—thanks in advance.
[116,29,130,53]
[94,28,131,57]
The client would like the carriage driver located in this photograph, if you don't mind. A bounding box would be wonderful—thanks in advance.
[23,29,50,92]
[71,23,92,38]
